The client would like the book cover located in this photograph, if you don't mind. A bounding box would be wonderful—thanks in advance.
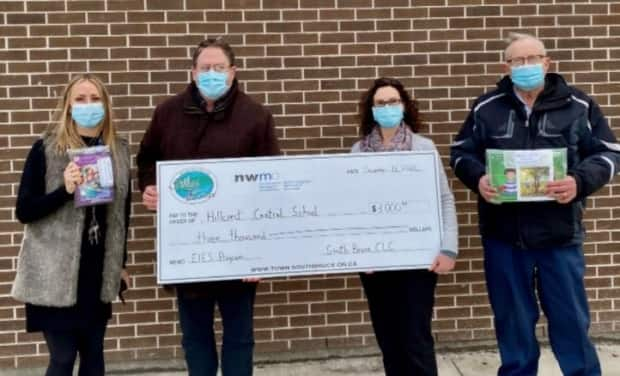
[487,148,567,203]
[68,146,115,207]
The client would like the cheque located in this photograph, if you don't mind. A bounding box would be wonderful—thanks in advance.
[156,151,443,283]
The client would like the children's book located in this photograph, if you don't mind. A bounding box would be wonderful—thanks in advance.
[486,148,567,202]
[68,146,115,207]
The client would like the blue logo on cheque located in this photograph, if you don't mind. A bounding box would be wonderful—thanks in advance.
[170,170,216,203]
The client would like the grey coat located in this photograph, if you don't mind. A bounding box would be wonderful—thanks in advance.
[12,135,131,307]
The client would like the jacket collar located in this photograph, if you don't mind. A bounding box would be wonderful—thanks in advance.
[182,79,239,120]
[496,73,572,112]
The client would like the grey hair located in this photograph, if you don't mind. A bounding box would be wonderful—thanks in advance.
[504,32,546,60]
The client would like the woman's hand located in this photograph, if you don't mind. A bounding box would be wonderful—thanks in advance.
[121,269,131,287]
[429,254,456,274]
[63,162,82,194]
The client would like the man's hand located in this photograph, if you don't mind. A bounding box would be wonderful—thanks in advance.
[142,185,158,211]
[545,176,577,204]
[478,174,498,202]
[429,254,456,274]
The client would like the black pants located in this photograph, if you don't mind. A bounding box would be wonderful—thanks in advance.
[177,282,257,376]
[43,322,107,376]
[361,269,438,376]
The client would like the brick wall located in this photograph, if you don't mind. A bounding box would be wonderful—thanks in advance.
[1,0,619,369]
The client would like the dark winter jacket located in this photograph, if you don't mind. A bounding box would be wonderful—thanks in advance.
[137,80,280,191]
[450,73,620,249]
[137,80,280,296]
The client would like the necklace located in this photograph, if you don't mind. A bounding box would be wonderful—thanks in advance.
[87,207,100,245]
[84,134,103,245]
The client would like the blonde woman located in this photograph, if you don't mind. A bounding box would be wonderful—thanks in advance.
[12,74,131,376]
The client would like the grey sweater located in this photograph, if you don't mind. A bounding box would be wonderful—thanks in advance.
[351,133,459,258]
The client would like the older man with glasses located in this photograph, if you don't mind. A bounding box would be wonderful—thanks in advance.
[451,33,620,375]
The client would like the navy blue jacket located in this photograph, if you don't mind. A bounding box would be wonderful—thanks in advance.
[450,73,620,249]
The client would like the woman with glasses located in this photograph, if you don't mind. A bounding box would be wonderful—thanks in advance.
[351,77,458,376]
[12,74,131,376]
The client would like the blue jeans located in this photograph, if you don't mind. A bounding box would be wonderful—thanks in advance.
[177,282,256,376]
[483,238,600,376]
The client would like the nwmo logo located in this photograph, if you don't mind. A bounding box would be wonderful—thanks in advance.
[234,172,278,183]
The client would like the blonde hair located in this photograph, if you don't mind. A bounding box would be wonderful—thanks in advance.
[504,32,547,61]
[47,74,118,157]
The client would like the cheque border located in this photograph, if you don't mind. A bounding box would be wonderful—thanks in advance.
[156,151,443,284]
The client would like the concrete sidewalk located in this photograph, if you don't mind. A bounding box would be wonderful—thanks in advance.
[4,343,619,375]
[111,344,620,375]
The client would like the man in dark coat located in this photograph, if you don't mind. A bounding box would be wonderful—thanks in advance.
[451,32,619,376]
[137,38,280,376]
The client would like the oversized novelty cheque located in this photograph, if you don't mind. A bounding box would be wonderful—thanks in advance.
[156,152,444,283]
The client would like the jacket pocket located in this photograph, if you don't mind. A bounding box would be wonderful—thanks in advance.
[489,110,516,139]
[537,113,564,139]
[523,202,577,249]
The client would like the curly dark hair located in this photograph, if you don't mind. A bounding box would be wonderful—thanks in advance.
[358,77,421,137]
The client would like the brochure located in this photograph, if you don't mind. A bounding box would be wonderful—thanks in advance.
[68,146,115,207]
[486,148,567,202]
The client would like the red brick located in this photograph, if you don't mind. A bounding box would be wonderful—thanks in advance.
[0,2,619,368]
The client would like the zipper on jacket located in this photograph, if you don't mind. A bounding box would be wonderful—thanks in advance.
[525,113,536,149]
[516,205,525,249]
[519,111,532,249]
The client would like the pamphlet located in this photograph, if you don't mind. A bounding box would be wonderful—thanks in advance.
[68,146,115,207]
[486,148,567,202]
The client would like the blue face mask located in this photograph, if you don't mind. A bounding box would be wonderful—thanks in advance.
[372,105,403,128]
[71,102,105,128]
[510,64,545,91]
[196,70,230,100]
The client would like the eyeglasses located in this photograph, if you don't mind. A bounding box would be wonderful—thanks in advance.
[197,64,229,73]
[373,98,402,107]
[506,55,546,67]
